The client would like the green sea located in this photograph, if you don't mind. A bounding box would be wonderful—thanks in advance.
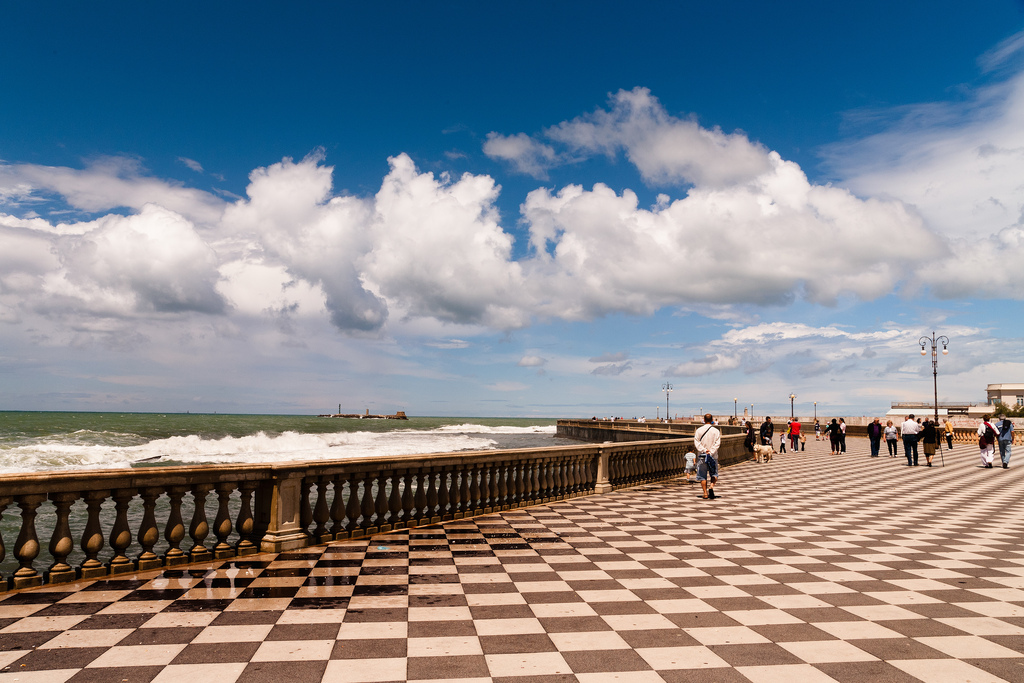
[0,412,566,473]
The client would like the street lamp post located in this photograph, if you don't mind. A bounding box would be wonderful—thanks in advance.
[789,393,796,420]
[662,383,673,422]
[734,398,738,420]
[813,401,817,421]
[919,332,949,426]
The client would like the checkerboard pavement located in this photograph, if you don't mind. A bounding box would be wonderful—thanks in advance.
[1,436,1023,682]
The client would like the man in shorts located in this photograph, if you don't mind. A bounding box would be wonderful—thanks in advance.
[694,413,721,500]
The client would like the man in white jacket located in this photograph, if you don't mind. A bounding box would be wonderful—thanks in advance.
[694,413,721,500]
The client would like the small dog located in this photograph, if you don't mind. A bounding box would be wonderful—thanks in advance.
[753,443,775,463]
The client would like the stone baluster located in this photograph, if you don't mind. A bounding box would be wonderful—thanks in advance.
[387,471,402,528]
[413,471,428,522]
[359,472,376,532]
[136,487,163,570]
[426,470,439,522]
[514,462,526,506]
[489,465,500,509]
[445,468,458,519]
[81,490,111,578]
[13,494,46,589]
[299,479,314,539]
[496,464,508,509]
[328,475,347,539]
[161,486,188,566]
[437,468,450,520]
[543,460,555,499]
[399,471,414,524]
[468,465,482,514]
[46,492,78,584]
[0,497,9,590]
[457,467,470,516]
[188,484,213,563]
[313,477,331,542]
[107,488,136,574]
[345,474,362,533]
[235,482,258,555]
[530,461,541,502]
[373,473,390,532]
[213,483,236,559]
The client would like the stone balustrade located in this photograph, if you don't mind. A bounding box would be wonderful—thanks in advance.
[0,439,687,591]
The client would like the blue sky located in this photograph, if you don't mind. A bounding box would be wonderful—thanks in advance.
[2,2,1024,418]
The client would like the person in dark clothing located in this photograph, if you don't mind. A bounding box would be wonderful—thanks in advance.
[825,418,841,455]
[921,418,938,467]
[759,417,774,445]
[866,418,883,457]
[744,421,755,454]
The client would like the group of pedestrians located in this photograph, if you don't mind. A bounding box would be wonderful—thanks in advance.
[821,418,847,455]
[978,413,1014,468]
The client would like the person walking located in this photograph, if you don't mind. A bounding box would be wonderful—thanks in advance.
[901,414,921,466]
[921,418,938,467]
[790,420,801,452]
[814,419,821,441]
[759,416,774,446]
[978,414,998,468]
[694,413,721,499]
[743,421,755,455]
[944,417,955,449]
[997,413,1013,469]
[838,418,847,453]
[884,420,899,457]
[867,417,883,457]
[825,418,841,455]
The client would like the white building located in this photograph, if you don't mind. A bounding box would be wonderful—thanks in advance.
[986,384,1024,408]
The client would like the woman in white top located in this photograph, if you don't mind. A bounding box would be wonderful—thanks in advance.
[884,420,899,457]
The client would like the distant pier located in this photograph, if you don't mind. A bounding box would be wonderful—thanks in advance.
[317,409,408,420]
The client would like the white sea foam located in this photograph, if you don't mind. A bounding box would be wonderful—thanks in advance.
[0,428,521,473]
[428,423,556,435]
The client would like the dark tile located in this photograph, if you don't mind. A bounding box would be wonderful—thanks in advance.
[479,633,556,654]
[351,585,407,597]
[172,641,262,664]
[201,577,255,588]
[34,601,110,616]
[211,610,282,625]
[237,660,327,682]
[709,643,804,666]
[72,613,152,630]
[0,631,59,651]
[784,607,863,623]
[67,666,163,682]
[122,589,188,601]
[903,602,981,619]
[536,616,613,633]
[219,560,272,570]
[749,623,837,642]
[288,597,350,609]
[238,586,301,599]
[2,646,106,671]
[520,592,583,605]
[266,623,340,640]
[409,574,460,584]
[162,599,235,612]
[82,579,149,591]
[563,648,653,673]
[161,569,213,579]
[966,657,1024,682]
[408,620,477,637]
[407,594,467,609]
[303,575,358,587]
[700,597,774,612]
[407,653,488,679]
[875,618,966,637]
[117,626,203,645]
[359,566,409,576]
[618,628,702,649]
[261,568,311,578]
[813,660,924,683]
[852,637,947,660]
[588,601,655,615]
[0,592,74,604]
[469,604,536,620]
[343,608,408,622]
[664,611,741,629]
[314,559,365,568]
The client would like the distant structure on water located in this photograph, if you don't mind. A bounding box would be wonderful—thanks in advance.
[318,408,408,420]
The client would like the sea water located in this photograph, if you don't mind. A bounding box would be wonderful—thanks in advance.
[0,412,571,575]
[0,412,568,473]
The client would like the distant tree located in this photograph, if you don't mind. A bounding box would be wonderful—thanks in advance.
[992,401,1024,418]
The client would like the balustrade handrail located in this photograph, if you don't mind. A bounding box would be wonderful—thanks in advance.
[0,438,692,592]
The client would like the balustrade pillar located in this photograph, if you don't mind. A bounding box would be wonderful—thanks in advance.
[344,475,362,534]
[254,466,309,552]
[468,465,481,516]
[313,477,332,542]
[82,489,111,577]
[46,492,78,584]
[426,470,440,523]
[107,488,136,574]
[213,483,236,559]
[137,487,163,570]
[13,494,46,589]
[374,472,391,533]
[188,484,213,563]
[328,475,347,539]
[360,472,376,532]
[595,448,612,493]
[457,467,470,518]
[299,479,314,539]
[387,471,402,528]
[236,482,258,555]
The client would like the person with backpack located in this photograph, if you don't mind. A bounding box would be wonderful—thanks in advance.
[997,413,1013,469]
[694,413,721,500]
[977,414,999,468]
[759,416,774,446]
